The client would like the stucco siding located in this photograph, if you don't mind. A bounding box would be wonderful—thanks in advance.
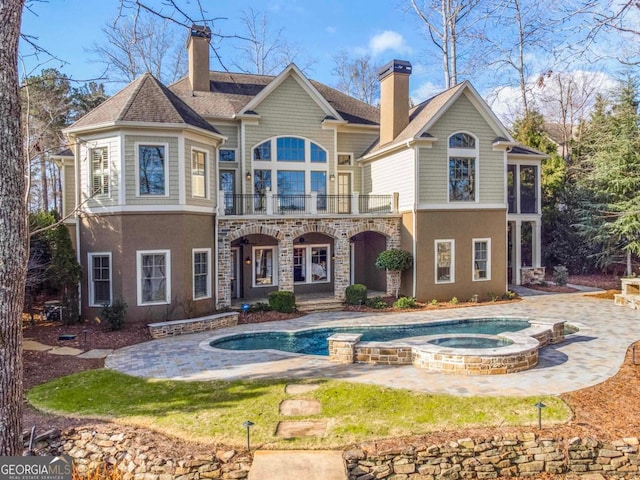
[414,209,507,302]
[79,212,216,322]
[419,93,505,205]
[124,135,180,205]
[367,148,415,212]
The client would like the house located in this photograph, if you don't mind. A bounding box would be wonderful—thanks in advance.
[61,26,545,322]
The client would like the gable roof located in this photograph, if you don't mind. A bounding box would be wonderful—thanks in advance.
[169,69,380,125]
[364,81,514,158]
[67,72,221,135]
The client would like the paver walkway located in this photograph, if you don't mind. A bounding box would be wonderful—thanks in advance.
[248,451,347,480]
[106,291,640,396]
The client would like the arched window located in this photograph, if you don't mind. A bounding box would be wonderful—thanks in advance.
[449,132,476,149]
[254,140,271,161]
[448,132,478,202]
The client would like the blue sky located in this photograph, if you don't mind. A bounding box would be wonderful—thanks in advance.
[19,0,623,122]
[20,0,430,91]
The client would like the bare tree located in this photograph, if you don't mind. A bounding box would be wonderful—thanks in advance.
[232,7,315,75]
[0,0,27,457]
[332,51,380,105]
[90,13,188,85]
[408,0,483,88]
[479,0,561,116]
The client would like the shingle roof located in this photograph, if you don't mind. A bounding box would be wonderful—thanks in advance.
[365,82,467,155]
[69,73,221,134]
[169,71,380,125]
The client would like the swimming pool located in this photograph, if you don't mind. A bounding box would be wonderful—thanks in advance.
[209,318,529,356]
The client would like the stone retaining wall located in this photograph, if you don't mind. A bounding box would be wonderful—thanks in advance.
[148,312,238,339]
[344,434,640,479]
[30,427,251,479]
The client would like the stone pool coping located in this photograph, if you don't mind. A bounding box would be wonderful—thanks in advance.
[200,317,567,375]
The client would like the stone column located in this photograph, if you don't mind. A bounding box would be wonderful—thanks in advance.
[217,237,231,308]
[333,235,350,300]
[278,235,294,292]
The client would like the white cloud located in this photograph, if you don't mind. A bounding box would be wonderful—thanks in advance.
[369,31,412,57]
[412,81,442,103]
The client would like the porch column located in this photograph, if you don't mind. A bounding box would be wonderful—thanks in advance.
[385,232,402,296]
[334,235,350,300]
[278,235,294,292]
[534,219,542,267]
[217,237,232,308]
[514,219,522,286]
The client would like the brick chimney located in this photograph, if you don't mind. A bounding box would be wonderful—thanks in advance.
[187,25,211,92]
[378,60,412,145]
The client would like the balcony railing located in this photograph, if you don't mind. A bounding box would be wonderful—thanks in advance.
[220,192,397,216]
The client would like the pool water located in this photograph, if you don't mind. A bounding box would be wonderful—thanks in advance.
[427,336,513,349]
[209,318,529,356]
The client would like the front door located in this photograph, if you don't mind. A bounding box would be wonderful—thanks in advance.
[220,170,235,214]
[338,172,351,213]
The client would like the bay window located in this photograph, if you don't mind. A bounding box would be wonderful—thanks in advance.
[138,144,167,196]
[137,250,171,305]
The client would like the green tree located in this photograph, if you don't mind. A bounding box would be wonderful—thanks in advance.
[577,79,640,275]
[375,249,413,298]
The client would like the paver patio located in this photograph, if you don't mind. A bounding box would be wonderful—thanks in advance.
[105,291,640,396]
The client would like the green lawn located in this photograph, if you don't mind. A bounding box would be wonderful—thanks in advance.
[28,369,571,449]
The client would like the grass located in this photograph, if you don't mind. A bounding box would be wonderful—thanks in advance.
[28,369,571,449]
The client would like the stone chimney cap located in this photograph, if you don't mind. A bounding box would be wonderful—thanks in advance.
[191,24,212,39]
[378,60,412,80]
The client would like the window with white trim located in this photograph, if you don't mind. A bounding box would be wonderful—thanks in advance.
[90,147,109,196]
[138,144,167,195]
[193,248,211,299]
[254,247,277,287]
[192,149,206,198]
[294,244,329,283]
[473,239,491,281]
[337,153,353,166]
[219,149,236,162]
[89,253,111,306]
[448,132,477,202]
[435,240,454,283]
[137,250,171,305]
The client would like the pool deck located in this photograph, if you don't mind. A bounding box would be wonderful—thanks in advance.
[105,289,640,396]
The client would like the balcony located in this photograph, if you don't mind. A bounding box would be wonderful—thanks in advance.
[219,192,398,216]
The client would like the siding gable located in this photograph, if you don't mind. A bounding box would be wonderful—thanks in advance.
[419,93,505,205]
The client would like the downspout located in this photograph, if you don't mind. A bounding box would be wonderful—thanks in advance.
[411,141,417,298]
[73,136,82,313]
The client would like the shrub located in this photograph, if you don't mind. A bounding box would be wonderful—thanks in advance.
[101,298,127,331]
[450,296,459,305]
[503,290,518,300]
[268,291,296,313]
[553,265,569,286]
[393,296,416,309]
[366,296,388,309]
[249,302,272,313]
[375,249,413,271]
[487,292,501,302]
[430,299,439,306]
[345,284,368,305]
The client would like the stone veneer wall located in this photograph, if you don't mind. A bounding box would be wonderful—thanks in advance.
[148,312,238,339]
[521,267,546,285]
[344,435,640,479]
[216,216,402,308]
[30,427,251,479]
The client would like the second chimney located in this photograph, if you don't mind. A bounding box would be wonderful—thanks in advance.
[378,60,412,145]
[187,25,211,92]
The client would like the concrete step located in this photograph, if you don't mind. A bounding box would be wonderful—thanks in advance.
[248,450,347,480]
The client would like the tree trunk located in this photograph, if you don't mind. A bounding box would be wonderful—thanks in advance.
[0,0,27,457]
